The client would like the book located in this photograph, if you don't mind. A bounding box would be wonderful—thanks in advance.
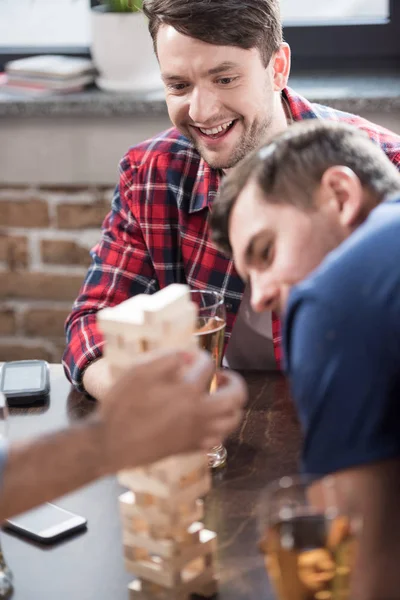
[5,55,96,80]
[5,73,95,90]
[0,73,89,97]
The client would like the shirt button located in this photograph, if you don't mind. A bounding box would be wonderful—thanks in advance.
[225,302,233,312]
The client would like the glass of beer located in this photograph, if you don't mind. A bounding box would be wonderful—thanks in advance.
[190,290,227,469]
[258,475,359,600]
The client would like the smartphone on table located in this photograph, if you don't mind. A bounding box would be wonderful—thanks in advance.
[3,503,87,544]
[0,360,50,406]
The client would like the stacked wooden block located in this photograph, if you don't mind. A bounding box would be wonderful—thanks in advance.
[97,284,218,599]
[118,454,218,599]
[97,284,198,375]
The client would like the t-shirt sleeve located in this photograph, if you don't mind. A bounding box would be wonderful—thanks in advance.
[0,438,8,487]
[285,293,400,476]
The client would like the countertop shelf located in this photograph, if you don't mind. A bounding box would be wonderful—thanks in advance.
[1,71,399,118]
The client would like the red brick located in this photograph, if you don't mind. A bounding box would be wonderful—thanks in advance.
[57,201,110,229]
[41,240,91,266]
[0,272,83,301]
[0,344,53,363]
[0,235,28,269]
[23,308,70,338]
[53,342,67,363]
[0,199,49,227]
[0,309,16,335]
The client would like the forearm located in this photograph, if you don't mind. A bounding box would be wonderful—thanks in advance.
[0,419,106,522]
[82,357,113,402]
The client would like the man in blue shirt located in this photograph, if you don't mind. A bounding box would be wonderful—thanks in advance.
[210,120,400,598]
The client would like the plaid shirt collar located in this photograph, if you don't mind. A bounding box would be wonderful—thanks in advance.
[186,157,222,213]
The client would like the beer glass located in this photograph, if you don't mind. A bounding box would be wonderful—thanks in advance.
[190,290,227,469]
[0,393,13,598]
[258,475,359,600]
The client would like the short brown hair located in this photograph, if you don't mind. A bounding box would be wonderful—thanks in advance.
[210,120,400,256]
[142,0,282,67]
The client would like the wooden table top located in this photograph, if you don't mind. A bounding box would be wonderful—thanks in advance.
[1,365,302,600]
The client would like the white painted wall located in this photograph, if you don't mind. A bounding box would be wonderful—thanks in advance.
[0,111,399,186]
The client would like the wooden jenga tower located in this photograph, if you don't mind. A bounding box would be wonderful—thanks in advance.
[97,285,218,599]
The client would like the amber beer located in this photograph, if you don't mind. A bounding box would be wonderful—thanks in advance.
[259,513,357,600]
[194,316,226,391]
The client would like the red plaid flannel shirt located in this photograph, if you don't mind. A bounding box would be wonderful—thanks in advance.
[63,87,400,390]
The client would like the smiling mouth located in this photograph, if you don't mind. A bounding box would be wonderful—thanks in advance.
[193,120,237,140]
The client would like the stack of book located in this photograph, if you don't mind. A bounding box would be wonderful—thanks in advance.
[0,55,97,97]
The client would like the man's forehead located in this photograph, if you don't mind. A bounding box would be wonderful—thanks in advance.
[230,182,273,254]
[231,180,272,231]
[157,24,260,69]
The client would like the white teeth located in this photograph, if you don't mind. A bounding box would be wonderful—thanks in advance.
[199,120,233,136]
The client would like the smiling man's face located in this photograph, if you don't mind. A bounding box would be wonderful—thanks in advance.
[157,25,288,170]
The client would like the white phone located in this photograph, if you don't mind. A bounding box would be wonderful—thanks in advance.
[4,503,87,544]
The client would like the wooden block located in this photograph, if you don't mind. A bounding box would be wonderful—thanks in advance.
[124,556,181,587]
[120,477,211,516]
[160,303,197,337]
[118,469,172,497]
[97,294,150,327]
[128,579,189,600]
[119,492,204,534]
[145,452,208,486]
[122,521,207,560]
[128,566,216,598]
[118,461,210,499]
[192,578,219,598]
[148,519,202,543]
[124,528,216,576]
[142,284,191,325]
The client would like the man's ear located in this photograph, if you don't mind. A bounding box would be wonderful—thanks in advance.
[272,43,291,91]
[321,166,365,228]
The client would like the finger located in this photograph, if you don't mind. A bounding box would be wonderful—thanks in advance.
[183,350,215,388]
[199,410,244,451]
[200,436,224,451]
[207,410,244,436]
[212,371,248,409]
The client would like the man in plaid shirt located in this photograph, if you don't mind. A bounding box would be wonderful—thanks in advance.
[63,0,400,398]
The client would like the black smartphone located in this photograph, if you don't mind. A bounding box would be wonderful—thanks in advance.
[0,360,50,406]
[4,503,87,544]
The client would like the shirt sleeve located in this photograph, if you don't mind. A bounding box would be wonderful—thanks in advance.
[285,293,400,477]
[0,438,8,487]
[63,160,159,391]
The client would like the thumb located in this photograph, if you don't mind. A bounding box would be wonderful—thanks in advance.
[183,350,215,388]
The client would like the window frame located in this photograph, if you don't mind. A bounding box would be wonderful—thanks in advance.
[0,0,398,72]
[285,0,400,70]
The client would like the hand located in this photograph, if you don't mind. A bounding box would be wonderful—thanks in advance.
[195,367,248,450]
[97,349,247,473]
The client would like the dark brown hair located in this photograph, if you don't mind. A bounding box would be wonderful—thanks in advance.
[210,120,400,256]
[142,0,282,67]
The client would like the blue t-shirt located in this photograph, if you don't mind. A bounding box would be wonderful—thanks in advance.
[284,195,400,476]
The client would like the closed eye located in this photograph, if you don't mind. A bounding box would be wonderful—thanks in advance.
[260,244,271,263]
[167,82,190,93]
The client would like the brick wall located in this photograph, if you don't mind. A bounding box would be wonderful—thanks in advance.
[0,186,113,363]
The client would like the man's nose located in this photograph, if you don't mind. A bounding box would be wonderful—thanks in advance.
[188,86,220,125]
[250,276,280,314]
